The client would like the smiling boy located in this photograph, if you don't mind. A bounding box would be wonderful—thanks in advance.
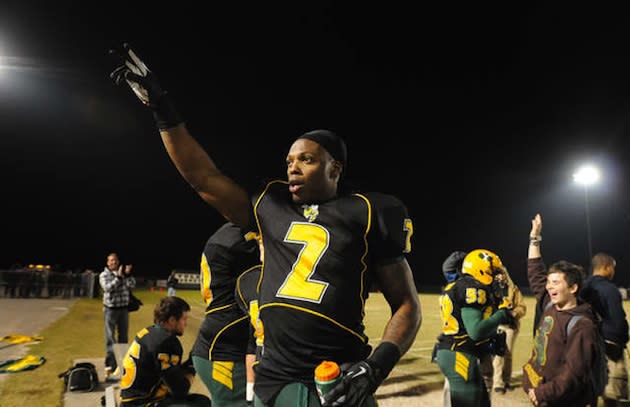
[522,213,601,407]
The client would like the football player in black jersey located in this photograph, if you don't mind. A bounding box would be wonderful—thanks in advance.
[190,222,261,406]
[110,44,421,407]
[435,249,514,407]
[235,259,264,405]
[120,296,210,406]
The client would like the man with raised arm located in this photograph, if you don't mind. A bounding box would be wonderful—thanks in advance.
[109,44,421,407]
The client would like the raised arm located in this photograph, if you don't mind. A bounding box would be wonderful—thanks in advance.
[109,44,251,227]
[159,125,251,226]
[527,213,548,300]
[528,213,542,259]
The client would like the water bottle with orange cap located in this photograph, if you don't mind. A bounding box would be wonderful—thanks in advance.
[314,360,342,404]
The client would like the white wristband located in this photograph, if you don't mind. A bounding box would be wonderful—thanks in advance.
[246,382,254,402]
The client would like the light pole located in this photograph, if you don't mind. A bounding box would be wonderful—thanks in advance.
[572,164,600,260]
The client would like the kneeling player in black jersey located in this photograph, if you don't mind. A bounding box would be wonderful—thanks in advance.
[120,296,210,407]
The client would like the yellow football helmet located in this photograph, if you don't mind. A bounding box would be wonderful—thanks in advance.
[462,249,504,286]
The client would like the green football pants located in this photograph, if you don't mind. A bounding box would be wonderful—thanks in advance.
[436,349,490,407]
[253,381,378,407]
[193,355,247,407]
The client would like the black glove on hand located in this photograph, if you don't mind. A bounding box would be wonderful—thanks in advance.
[109,43,183,130]
[488,330,507,356]
[321,360,377,407]
[322,342,400,407]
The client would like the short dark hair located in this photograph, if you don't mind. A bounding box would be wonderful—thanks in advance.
[297,129,347,166]
[154,296,190,324]
[591,252,616,271]
[548,260,585,293]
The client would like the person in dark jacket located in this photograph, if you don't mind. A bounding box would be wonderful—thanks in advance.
[442,250,466,283]
[581,253,629,407]
[522,213,601,407]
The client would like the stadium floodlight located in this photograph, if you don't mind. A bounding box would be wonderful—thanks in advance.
[573,164,600,260]
[573,165,600,186]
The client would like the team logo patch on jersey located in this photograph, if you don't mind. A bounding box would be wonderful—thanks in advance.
[302,204,319,222]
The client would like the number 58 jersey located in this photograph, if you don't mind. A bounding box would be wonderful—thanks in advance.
[250,181,413,399]
[437,275,495,355]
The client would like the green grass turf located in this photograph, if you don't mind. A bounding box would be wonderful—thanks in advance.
[0,290,624,406]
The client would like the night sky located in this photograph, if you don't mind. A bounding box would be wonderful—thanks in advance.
[2,3,630,289]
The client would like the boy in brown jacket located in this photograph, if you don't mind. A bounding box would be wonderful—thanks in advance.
[522,213,601,407]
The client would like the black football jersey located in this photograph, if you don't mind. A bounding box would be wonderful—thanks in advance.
[191,222,261,361]
[436,275,495,354]
[199,222,260,310]
[249,181,413,399]
[234,265,264,358]
[120,325,183,405]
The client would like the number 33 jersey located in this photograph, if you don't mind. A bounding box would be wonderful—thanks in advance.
[250,180,413,397]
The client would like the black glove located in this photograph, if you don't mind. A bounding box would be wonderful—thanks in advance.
[321,342,400,407]
[605,341,624,362]
[109,43,183,130]
[487,330,507,356]
[321,360,377,406]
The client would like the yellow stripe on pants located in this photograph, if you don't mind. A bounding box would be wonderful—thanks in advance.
[455,351,470,381]
[212,361,234,390]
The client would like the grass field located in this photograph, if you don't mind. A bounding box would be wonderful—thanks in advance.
[0,291,624,406]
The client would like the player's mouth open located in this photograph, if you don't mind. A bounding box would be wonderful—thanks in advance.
[289,182,303,193]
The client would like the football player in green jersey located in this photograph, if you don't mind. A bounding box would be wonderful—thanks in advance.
[120,296,210,407]
[435,249,515,407]
[110,44,421,407]
[191,222,261,407]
